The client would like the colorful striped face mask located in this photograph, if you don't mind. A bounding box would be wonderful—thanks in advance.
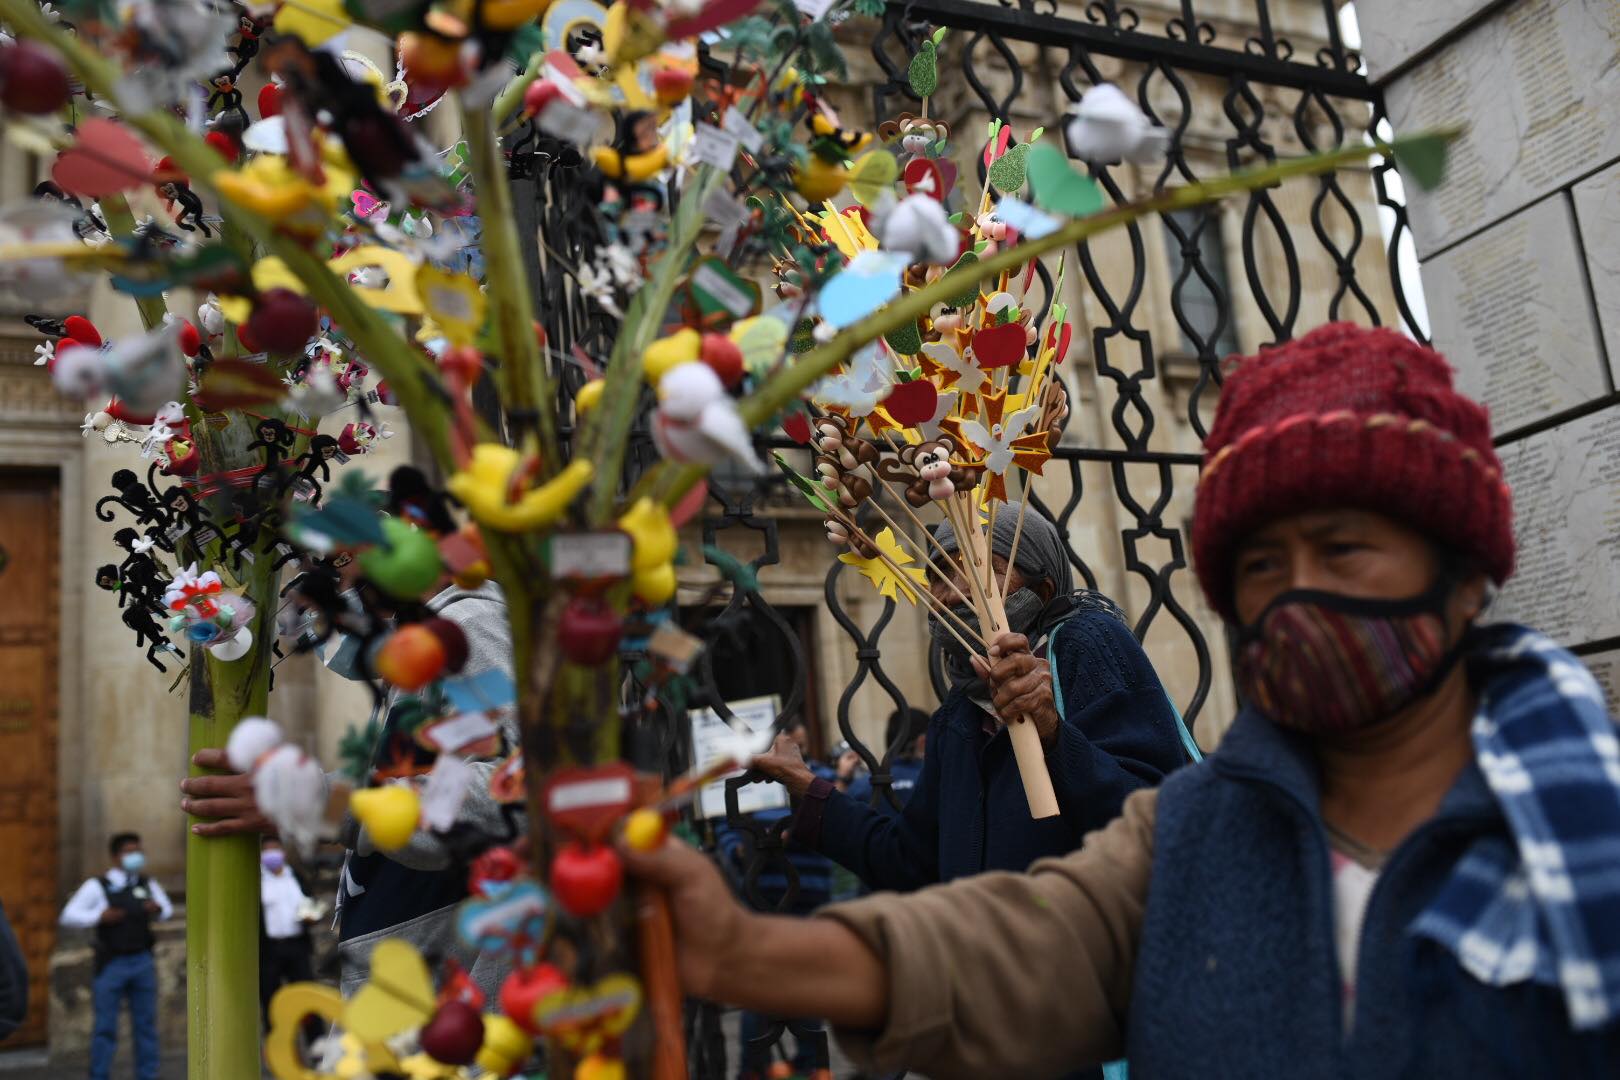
[1235,579,1459,734]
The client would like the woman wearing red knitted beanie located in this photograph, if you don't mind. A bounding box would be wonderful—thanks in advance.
[612,323,1620,1078]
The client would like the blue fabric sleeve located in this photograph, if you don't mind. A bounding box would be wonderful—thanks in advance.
[797,718,945,893]
[1045,612,1188,835]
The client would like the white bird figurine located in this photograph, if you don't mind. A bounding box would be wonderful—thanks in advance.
[921,340,987,396]
[810,343,891,417]
[960,403,1043,476]
[878,192,961,265]
[1065,83,1170,165]
[225,717,329,860]
[652,361,764,472]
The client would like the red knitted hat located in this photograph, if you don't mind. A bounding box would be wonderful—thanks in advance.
[1192,322,1515,620]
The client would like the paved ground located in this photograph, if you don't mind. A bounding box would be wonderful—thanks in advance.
[0,1048,186,1078]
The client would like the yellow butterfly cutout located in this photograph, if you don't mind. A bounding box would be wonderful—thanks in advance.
[329,246,425,315]
[416,265,487,347]
[264,983,403,1080]
[838,526,929,604]
[344,939,437,1044]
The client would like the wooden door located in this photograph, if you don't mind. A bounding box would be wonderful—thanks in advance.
[0,471,59,1046]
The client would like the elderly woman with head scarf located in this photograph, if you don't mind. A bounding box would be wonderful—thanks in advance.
[748,503,1192,891]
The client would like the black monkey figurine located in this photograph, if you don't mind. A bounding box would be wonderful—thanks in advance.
[245,418,296,472]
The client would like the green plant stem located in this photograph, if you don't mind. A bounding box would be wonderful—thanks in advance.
[491,50,545,124]
[181,414,277,1080]
[644,130,1457,507]
[460,100,561,472]
[578,164,725,525]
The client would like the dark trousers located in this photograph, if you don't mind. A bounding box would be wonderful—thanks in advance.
[90,952,158,1080]
[258,934,314,1026]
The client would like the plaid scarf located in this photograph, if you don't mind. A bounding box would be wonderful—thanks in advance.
[1411,624,1620,1030]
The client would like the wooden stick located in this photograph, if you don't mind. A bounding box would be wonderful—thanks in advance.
[1001,476,1032,597]
[864,491,974,610]
[952,492,1060,819]
[828,504,987,654]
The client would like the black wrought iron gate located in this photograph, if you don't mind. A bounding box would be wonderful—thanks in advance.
[515,2,1426,1075]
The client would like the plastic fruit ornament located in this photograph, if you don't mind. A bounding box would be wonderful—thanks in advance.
[475,1014,533,1077]
[618,497,677,606]
[641,328,700,385]
[349,785,421,851]
[499,963,569,1035]
[551,841,623,917]
[794,156,849,202]
[423,617,470,673]
[447,445,595,533]
[374,624,448,691]
[651,64,694,106]
[419,1000,486,1065]
[399,32,468,92]
[558,597,623,666]
[578,1054,627,1080]
[358,517,445,599]
[247,289,319,355]
[699,333,744,389]
[623,807,666,852]
[574,378,605,415]
[0,41,72,115]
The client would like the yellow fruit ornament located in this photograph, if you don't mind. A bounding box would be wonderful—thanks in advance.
[574,378,606,414]
[447,445,595,533]
[479,0,552,31]
[576,1053,627,1080]
[618,497,678,605]
[641,327,700,384]
[623,807,666,852]
[793,155,849,202]
[475,1014,533,1077]
[349,785,421,852]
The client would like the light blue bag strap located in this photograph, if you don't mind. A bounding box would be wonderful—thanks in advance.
[1103,1061,1129,1080]
[1047,616,1203,764]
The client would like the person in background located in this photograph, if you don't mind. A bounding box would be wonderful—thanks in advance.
[843,708,930,814]
[715,719,835,1080]
[61,833,171,1080]
[258,837,317,1026]
[749,506,1189,893]
[0,898,26,1042]
[622,324,1620,1078]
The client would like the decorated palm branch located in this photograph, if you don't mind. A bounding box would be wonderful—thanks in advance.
[0,0,1453,1074]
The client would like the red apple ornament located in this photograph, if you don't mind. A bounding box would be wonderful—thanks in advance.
[247,289,318,355]
[699,333,744,389]
[0,41,71,115]
[499,963,570,1034]
[420,1000,486,1065]
[557,597,623,666]
[375,624,448,691]
[551,841,623,918]
[882,380,938,426]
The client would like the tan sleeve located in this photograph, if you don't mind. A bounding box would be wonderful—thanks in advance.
[821,787,1157,1080]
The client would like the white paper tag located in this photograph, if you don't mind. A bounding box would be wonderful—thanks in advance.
[794,0,835,18]
[691,124,740,171]
[691,262,754,318]
[539,99,602,147]
[420,711,500,754]
[419,755,476,832]
[550,531,633,579]
[702,187,747,226]
[548,775,633,814]
[721,109,764,154]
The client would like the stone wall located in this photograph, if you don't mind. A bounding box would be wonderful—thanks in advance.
[1357,0,1620,692]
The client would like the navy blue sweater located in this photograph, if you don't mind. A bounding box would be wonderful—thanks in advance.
[1132,709,1620,1078]
[795,610,1188,890]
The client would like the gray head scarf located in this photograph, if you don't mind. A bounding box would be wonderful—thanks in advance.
[932,501,1073,598]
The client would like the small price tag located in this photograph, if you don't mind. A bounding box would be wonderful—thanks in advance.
[702,187,747,226]
[648,623,703,673]
[165,520,191,543]
[275,542,295,559]
[194,526,219,546]
[419,754,476,831]
[237,547,256,564]
[333,450,352,465]
[418,711,501,755]
[721,109,764,154]
[549,531,633,581]
[691,124,740,171]
[538,99,603,147]
[794,0,835,18]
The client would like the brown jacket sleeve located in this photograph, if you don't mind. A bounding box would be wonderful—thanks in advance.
[820,787,1157,1080]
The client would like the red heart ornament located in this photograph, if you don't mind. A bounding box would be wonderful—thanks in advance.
[972,323,1028,369]
[882,380,938,427]
[1046,320,1073,363]
[51,118,151,198]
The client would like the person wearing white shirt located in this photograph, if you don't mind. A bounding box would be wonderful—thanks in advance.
[258,838,316,1026]
[60,833,170,1080]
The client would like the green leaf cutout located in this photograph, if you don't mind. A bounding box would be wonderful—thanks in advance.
[1027,143,1106,217]
[944,251,980,308]
[885,318,924,356]
[988,142,1031,194]
[908,41,938,98]
[772,452,832,513]
[1390,133,1449,192]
